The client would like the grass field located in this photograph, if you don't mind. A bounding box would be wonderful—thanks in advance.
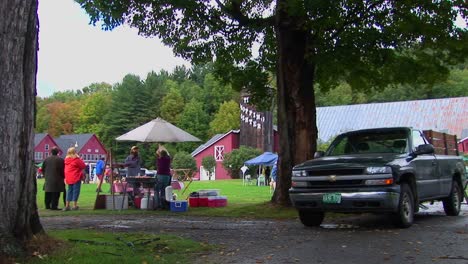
[36,178,298,219]
[28,230,211,264]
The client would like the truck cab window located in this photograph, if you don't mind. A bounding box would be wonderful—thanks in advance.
[411,130,426,151]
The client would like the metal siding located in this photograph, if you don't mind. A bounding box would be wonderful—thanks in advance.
[317,97,468,142]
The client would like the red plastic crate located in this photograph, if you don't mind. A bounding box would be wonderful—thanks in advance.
[134,197,142,209]
[216,198,227,207]
[208,197,217,207]
[198,197,209,207]
[188,197,199,207]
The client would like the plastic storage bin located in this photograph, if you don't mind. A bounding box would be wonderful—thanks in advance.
[197,189,220,196]
[170,200,188,212]
[189,197,199,207]
[105,195,128,210]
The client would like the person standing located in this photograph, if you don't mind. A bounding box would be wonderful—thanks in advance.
[42,147,65,210]
[95,157,105,192]
[156,145,172,209]
[63,147,86,211]
[125,146,142,177]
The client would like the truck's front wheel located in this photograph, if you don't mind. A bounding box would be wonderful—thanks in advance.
[443,181,462,216]
[392,183,414,228]
[298,210,324,227]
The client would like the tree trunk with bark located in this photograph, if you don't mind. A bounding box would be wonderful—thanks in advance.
[0,0,43,258]
[272,1,318,206]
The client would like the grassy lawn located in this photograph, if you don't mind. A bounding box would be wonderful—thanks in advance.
[36,178,298,219]
[26,230,212,264]
[30,179,295,263]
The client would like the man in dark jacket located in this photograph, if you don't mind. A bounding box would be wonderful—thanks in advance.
[42,147,65,210]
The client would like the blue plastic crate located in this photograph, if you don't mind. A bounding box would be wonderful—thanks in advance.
[170,200,188,212]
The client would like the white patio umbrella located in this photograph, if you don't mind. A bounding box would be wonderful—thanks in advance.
[115,117,201,142]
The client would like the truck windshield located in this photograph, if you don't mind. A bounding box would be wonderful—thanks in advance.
[327,130,408,155]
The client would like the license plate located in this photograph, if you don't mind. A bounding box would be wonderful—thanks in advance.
[323,193,342,204]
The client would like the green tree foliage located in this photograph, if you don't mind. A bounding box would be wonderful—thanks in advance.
[172,151,197,175]
[73,0,468,205]
[202,73,239,116]
[75,88,112,136]
[178,80,204,103]
[144,70,171,118]
[209,100,241,135]
[222,146,262,179]
[101,74,151,160]
[160,85,185,124]
[177,99,210,153]
[201,156,217,180]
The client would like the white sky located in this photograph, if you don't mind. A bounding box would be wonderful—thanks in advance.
[37,0,190,97]
[37,1,466,98]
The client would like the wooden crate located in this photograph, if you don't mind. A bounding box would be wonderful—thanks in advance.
[423,130,459,155]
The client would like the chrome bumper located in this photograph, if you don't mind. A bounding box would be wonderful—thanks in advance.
[289,190,400,213]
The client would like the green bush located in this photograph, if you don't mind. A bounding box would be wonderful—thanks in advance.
[172,151,197,175]
[222,146,262,178]
[201,156,217,180]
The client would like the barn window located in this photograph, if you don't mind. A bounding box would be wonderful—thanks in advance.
[95,149,99,153]
[44,144,49,150]
[34,152,43,160]
[214,146,224,161]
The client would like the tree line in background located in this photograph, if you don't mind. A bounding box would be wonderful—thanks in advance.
[36,64,241,168]
[36,62,468,170]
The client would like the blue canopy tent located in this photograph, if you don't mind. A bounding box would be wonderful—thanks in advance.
[244,152,278,166]
[244,152,278,186]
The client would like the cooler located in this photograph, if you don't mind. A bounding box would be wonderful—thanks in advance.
[170,200,188,212]
[189,197,199,207]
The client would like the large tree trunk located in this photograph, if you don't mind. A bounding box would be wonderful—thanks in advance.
[0,0,43,258]
[272,1,318,205]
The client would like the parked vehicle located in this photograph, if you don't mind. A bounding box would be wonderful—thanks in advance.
[289,127,467,228]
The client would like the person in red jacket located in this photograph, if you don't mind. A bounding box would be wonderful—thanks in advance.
[63,147,86,211]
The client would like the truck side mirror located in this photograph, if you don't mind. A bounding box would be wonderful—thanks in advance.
[314,151,325,159]
[413,144,435,155]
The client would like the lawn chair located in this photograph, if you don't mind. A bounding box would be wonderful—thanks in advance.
[257,175,266,186]
[245,174,252,185]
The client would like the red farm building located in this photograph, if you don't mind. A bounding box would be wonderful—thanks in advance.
[34,133,62,163]
[34,133,107,164]
[191,130,240,180]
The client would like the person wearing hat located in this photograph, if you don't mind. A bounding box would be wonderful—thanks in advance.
[125,146,143,177]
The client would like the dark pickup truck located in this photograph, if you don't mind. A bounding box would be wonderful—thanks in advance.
[289,127,467,228]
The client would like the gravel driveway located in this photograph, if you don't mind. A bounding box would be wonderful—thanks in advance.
[41,202,468,264]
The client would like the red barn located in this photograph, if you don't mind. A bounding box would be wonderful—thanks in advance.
[191,130,240,180]
[55,134,108,163]
[34,133,62,163]
[191,129,279,180]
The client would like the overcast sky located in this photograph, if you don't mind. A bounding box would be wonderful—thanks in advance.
[37,0,190,97]
[37,1,466,98]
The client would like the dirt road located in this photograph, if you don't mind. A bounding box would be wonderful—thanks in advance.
[41,202,468,264]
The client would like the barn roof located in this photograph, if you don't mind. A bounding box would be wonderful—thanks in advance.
[191,130,240,157]
[317,97,468,142]
[34,133,48,146]
[55,134,94,153]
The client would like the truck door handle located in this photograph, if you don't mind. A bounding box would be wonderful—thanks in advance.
[432,161,437,166]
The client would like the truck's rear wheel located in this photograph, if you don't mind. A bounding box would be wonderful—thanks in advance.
[298,210,324,227]
[392,183,414,228]
[443,181,462,216]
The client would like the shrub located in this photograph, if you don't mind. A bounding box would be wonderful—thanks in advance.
[172,151,197,176]
[201,156,217,180]
[222,146,262,178]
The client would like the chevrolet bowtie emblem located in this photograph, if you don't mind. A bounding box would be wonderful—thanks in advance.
[329,175,337,182]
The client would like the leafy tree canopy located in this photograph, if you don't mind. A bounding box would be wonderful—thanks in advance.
[209,100,241,136]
